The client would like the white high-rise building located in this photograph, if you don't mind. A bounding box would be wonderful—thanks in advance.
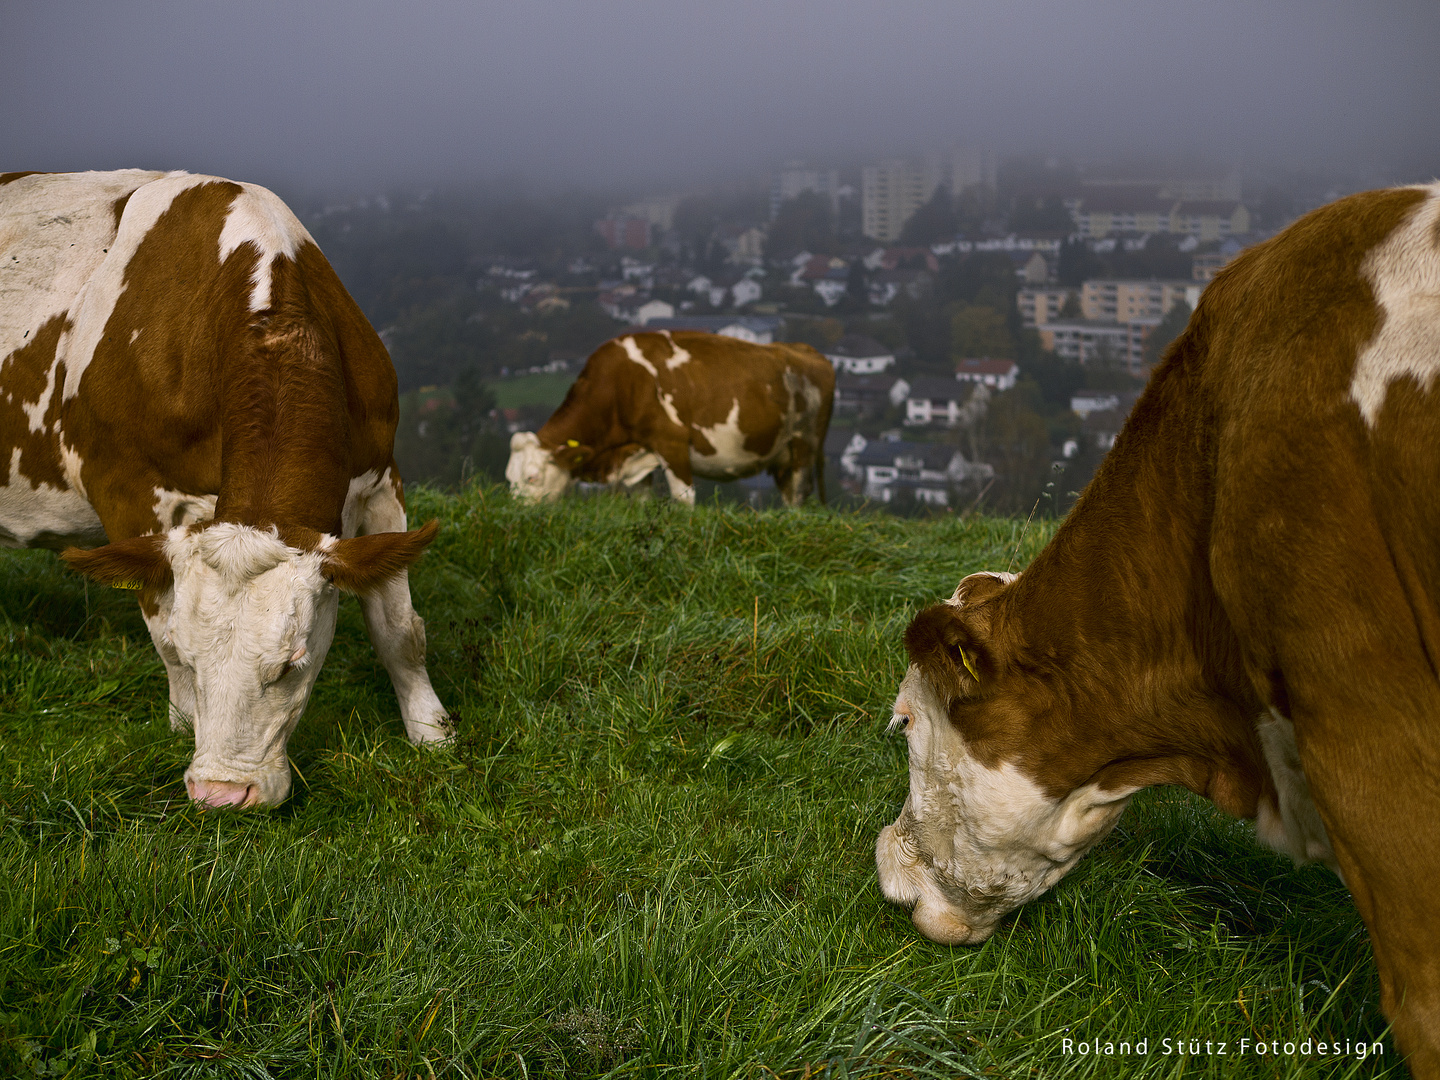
[862,159,942,243]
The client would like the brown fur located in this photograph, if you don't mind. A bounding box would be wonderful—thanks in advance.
[903,186,1440,1073]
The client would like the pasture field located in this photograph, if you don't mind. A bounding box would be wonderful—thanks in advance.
[0,488,1399,1078]
[491,373,578,411]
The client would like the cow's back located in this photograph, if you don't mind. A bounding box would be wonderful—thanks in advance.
[0,171,398,545]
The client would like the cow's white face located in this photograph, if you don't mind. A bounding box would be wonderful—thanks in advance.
[506,432,572,502]
[875,571,1137,944]
[875,666,1133,943]
[162,524,340,808]
[63,518,440,809]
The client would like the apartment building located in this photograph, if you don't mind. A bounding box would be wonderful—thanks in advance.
[1037,319,1157,371]
[862,159,941,243]
[1080,280,1199,322]
[1017,286,1075,328]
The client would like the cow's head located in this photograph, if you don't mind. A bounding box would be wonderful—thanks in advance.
[63,521,439,809]
[876,571,1135,944]
[505,432,583,502]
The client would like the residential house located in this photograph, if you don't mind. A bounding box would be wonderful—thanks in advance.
[824,334,896,375]
[903,377,987,427]
[834,373,909,419]
[847,435,993,506]
[731,276,763,307]
[954,358,1019,391]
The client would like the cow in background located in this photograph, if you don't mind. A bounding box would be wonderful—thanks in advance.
[876,185,1440,1074]
[0,170,451,809]
[506,331,834,506]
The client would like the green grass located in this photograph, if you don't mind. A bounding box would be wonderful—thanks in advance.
[0,488,1398,1078]
[491,373,577,410]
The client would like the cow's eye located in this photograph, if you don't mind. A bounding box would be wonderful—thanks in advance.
[889,712,911,733]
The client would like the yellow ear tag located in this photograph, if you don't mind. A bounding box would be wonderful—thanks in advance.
[112,580,142,591]
[566,439,580,447]
[959,647,981,683]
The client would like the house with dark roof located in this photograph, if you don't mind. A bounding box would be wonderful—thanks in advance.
[834,373,908,419]
[902,377,988,427]
[954,358,1019,390]
[824,334,896,374]
[845,435,993,506]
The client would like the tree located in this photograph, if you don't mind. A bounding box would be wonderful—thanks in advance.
[899,186,958,245]
[766,192,835,259]
[1142,300,1193,367]
[951,304,1014,359]
[1058,238,1106,286]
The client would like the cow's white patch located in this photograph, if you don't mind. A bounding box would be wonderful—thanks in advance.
[20,357,57,433]
[218,184,315,312]
[0,170,164,373]
[661,330,691,370]
[691,399,761,479]
[1350,184,1440,428]
[58,172,216,403]
[0,446,105,549]
[130,328,141,344]
[1256,708,1340,874]
[163,522,341,806]
[657,389,684,427]
[607,448,661,487]
[619,335,658,377]
[151,487,218,530]
[661,464,696,505]
[58,439,87,500]
[875,666,1134,943]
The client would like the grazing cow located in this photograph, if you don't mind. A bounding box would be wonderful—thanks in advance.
[0,170,451,808]
[506,331,834,506]
[875,185,1440,1074]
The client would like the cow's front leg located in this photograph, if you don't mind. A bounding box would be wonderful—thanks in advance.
[140,592,195,732]
[355,478,452,744]
[655,443,696,505]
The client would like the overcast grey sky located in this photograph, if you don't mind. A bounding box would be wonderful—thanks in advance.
[6,1,1439,196]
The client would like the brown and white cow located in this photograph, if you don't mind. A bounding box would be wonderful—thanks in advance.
[506,331,834,506]
[0,170,451,809]
[876,185,1440,1073]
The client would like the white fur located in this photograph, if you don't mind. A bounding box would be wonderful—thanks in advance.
[217,183,315,312]
[151,487,217,530]
[1256,708,1340,874]
[660,330,691,370]
[0,170,165,377]
[1349,184,1440,428]
[691,399,760,478]
[505,430,572,501]
[350,474,451,743]
[162,523,339,806]
[606,448,662,487]
[619,335,658,377]
[0,446,105,549]
[876,666,1134,942]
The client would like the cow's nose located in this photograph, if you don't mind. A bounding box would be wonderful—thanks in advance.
[912,897,994,945]
[187,778,256,808]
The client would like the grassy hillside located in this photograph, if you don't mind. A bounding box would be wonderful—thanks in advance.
[0,489,1397,1078]
[491,373,578,410]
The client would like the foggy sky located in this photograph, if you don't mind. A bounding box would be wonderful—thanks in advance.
[6,0,1439,197]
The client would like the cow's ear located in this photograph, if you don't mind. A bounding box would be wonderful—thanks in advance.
[62,534,173,592]
[905,602,989,699]
[321,520,439,595]
[554,440,591,468]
